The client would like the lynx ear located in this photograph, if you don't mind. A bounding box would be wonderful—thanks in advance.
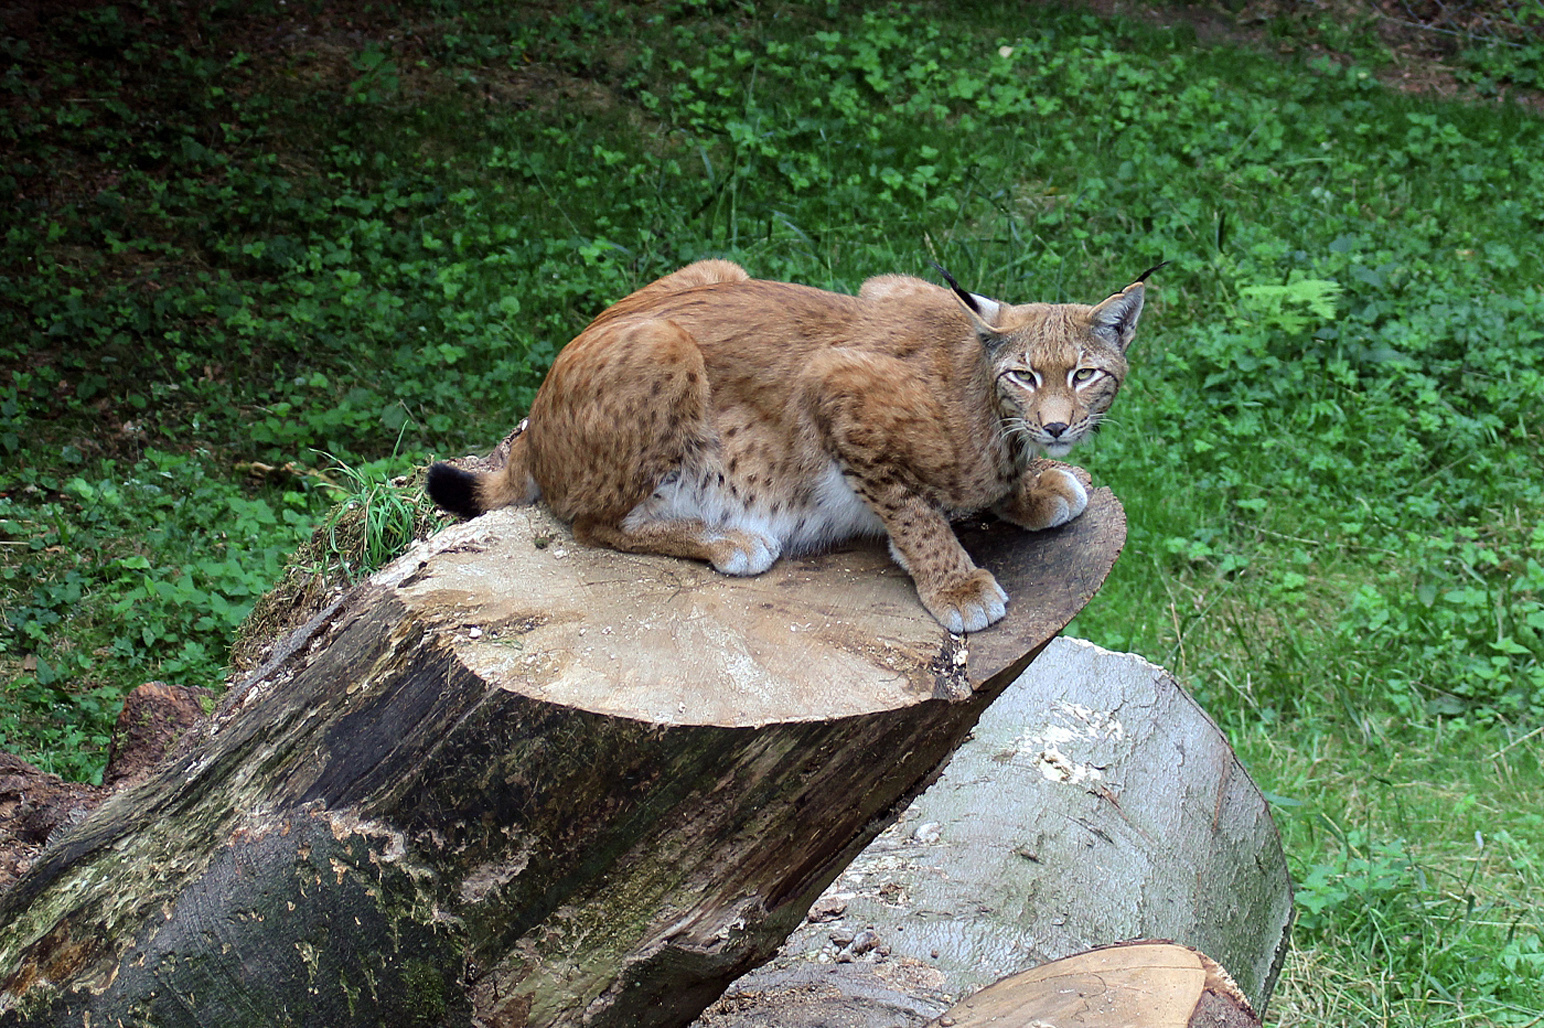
[930,261,1008,351]
[1091,283,1145,353]
[1091,260,1165,351]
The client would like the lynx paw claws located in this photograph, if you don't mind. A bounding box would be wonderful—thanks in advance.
[1019,463,1093,527]
[1040,467,1089,528]
[926,572,1009,634]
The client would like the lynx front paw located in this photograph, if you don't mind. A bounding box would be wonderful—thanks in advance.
[708,530,782,576]
[920,569,1009,634]
[1008,466,1089,531]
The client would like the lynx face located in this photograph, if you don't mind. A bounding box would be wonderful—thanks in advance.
[960,288,1142,460]
[993,325,1130,458]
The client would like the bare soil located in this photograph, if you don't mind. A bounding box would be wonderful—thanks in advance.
[1,683,210,895]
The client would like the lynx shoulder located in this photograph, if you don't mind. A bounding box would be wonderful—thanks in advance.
[428,259,1156,633]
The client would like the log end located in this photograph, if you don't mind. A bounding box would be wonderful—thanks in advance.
[931,941,1261,1028]
[390,486,1126,728]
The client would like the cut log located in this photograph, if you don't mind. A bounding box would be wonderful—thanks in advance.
[694,638,1294,1027]
[929,941,1262,1028]
[0,487,1125,1028]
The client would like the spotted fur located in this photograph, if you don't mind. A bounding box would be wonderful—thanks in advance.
[427,259,1149,633]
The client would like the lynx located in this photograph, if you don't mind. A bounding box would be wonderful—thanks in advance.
[428,259,1156,633]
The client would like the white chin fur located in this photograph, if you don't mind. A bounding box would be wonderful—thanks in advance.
[1040,441,1076,459]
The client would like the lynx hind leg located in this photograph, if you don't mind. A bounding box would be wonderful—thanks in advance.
[530,317,717,522]
[542,316,781,576]
[996,462,1090,531]
[576,517,781,577]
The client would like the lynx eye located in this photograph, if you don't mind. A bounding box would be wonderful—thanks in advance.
[1003,369,1040,389]
[1071,367,1099,385]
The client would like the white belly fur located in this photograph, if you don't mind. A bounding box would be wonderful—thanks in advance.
[623,460,886,553]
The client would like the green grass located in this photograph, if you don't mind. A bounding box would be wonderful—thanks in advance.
[1,0,1541,1022]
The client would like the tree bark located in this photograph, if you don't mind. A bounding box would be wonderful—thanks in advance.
[693,638,1294,1028]
[0,488,1125,1028]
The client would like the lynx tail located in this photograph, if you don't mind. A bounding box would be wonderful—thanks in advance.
[426,428,538,519]
[426,463,486,519]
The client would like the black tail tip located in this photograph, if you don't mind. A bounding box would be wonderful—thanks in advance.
[426,463,484,519]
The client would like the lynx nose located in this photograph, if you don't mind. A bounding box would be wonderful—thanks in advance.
[1042,422,1069,439]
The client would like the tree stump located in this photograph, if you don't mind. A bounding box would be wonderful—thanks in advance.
[693,638,1294,1028]
[0,487,1125,1028]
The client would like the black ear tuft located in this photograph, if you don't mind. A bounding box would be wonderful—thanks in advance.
[1135,259,1171,284]
[426,462,485,519]
[928,260,982,316]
